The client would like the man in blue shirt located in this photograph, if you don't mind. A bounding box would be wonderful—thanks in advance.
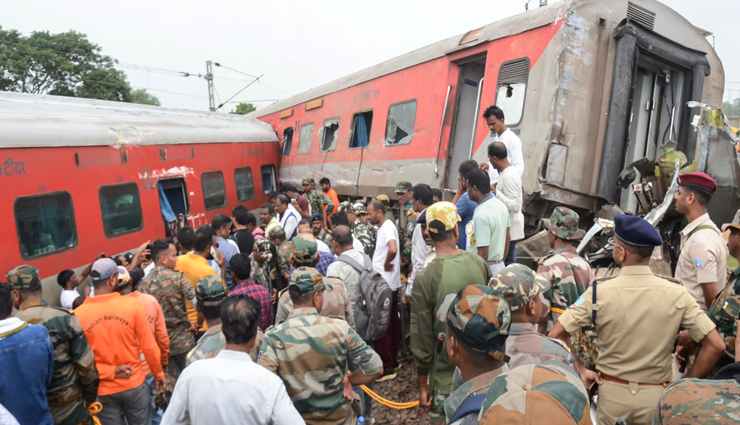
[213,214,241,291]
[452,159,487,249]
[0,280,55,425]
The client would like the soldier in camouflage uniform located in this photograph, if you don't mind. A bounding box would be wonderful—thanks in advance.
[269,226,292,293]
[394,181,417,276]
[310,213,334,254]
[337,201,356,229]
[354,203,376,257]
[489,264,576,370]
[537,206,597,369]
[437,285,510,425]
[478,362,592,425]
[654,367,740,425]
[275,235,353,326]
[303,177,335,217]
[410,202,493,424]
[9,265,99,425]
[186,275,263,366]
[250,238,273,290]
[259,262,383,425]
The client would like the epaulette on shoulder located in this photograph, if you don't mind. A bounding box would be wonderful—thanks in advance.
[593,275,616,284]
[547,336,571,353]
[657,275,684,286]
[51,306,74,315]
[278,287,289,298]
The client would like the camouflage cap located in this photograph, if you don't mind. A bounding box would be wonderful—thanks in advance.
[253,238,273,263]
[195,275,227,307]
[479,361,591,425]
[292,233,318,262]
[394,181,412,194]
[337,201,353,215]
[302,177,315,186]
[425,201,461,234]
[6,265,41,292]
[288,266,325,297]
[354,203,368,215]
[116,266,131,287]
[489,264,551,312]
[268,225,286,241]
[436,285,511,361]
[543,207,586,240]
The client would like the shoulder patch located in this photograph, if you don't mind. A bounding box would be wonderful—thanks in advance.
[693,258,703,270]
[570,294,586,308]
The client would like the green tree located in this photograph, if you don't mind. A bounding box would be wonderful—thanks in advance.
[230,102,256,115]
[0,27,132,101]
[723,98,740,117]
[131,88,161,106]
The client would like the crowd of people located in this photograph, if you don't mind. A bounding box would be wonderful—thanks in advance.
[1,105,739,425]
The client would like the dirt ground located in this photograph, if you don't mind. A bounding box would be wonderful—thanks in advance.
[370,349,424,425]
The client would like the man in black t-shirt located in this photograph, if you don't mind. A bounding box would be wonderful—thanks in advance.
[232,205,255,256]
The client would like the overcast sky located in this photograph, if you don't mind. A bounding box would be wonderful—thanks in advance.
[4,0,738,111]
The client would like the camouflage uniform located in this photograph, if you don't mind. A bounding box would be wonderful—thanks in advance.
[436,285,511,425]
[489,264,577,370]
[653,378,740,424]
[478,362,592,425]
[410,202,493,424]
[394,181,417,275]
[275,269,354,328]
[9,265,99,425]
[137,265,196,356]
[537,207,597,369]
[707,266,740,360]
[186,276,263,365]
[251,239,273,290]
[259,266,382,425]
[270,226,292,292]
[354,204,376,257]
[317,229,333,254]
[303,178,335,216]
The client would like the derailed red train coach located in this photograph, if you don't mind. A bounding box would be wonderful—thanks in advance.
[252,0,736,226]
[0,92,280,306]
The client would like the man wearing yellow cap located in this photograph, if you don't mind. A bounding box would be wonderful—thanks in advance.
[410,202,493,424]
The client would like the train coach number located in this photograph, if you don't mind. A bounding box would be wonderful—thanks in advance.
[1,158,27,176]
[242,149,265,157]
[353,89,380,102]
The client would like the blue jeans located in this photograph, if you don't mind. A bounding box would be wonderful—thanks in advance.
[145,374,162,425]
[504,240,518,266]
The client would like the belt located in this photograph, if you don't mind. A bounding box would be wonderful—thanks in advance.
[487,260,504,265]
[599,373,667,387]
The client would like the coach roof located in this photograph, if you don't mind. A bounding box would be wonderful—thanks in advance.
[0,91,278,148]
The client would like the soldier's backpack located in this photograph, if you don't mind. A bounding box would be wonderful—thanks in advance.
[337,253,392,342]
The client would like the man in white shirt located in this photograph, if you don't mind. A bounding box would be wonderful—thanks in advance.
[367,200,401,380]
[274,193,300,240]
[488,141,524,265]
[162,295,301,425]
[405,184,433,300]
[479,105,524,186]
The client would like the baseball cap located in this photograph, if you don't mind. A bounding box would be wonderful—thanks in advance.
[425,201,461,234]
[337,201,353,214]
[6,265,41,292]
[288,267,325,297]
[479,362,591,425]
[437,285,511,361]
[90,258,119,282]
[268,225,286,240]
[302,177,315,185]
[354,203,368,215]
[489,264,551,312]
[292,234,318,262]
[721,215,740,232]
[253,239,273,263]
[542,207,586,240]
[116,266,131,287]
[394,181,412,194]
[196,275,227,307]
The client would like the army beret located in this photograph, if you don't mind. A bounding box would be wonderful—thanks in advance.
[614,214,662,247]
[678,172,717,195]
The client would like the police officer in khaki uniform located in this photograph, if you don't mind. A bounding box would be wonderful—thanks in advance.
[549,214,725,425]
[674,172,728,312]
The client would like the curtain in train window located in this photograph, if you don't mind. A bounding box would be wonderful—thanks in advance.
[282,128,293,156]
[385,100,417,146]
[319,118,340,152]
[495,58,530,127]
[350,111,373,148]
[235,167,255,201]
[202,171,226,210]
[15,192,77,258]
[100,183,144,237]
[297,123,314,155]
[261,165,277,194]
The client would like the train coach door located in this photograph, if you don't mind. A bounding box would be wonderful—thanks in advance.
[444,57,486,191]
[158,178,189,239]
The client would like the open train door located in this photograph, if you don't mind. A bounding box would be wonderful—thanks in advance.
[444,55,486,191]
[158,178,189,239]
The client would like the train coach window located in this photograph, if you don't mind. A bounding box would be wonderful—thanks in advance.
[235,167,255,201]
[15,192,77,259]
[297,123,314,154]
[261,164,277,195]
[495,58,529,127]
[385,100,417,146]
[202,171,226,210]
[282,128,293,156]
[320,118,340,152]
[100,183,143,237]
[350,111,373,149]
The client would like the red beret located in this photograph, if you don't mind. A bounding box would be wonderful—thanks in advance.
[677,172,717,194]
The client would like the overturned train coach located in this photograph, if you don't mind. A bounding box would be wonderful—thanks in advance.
[252,0,739,229]
[0,92,280,306]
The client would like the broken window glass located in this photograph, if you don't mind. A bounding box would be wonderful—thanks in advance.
[282,128,293,156]
[385,100,417,146]
[320,118,340,152]
[495,58,529,126]
[297,123,314,154]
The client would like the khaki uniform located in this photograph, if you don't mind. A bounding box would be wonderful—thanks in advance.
[558,266,716,425]
[675,213,728,312]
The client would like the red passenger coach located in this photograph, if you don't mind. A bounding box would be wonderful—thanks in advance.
[0,92,280,306]
[253,0,731,226]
